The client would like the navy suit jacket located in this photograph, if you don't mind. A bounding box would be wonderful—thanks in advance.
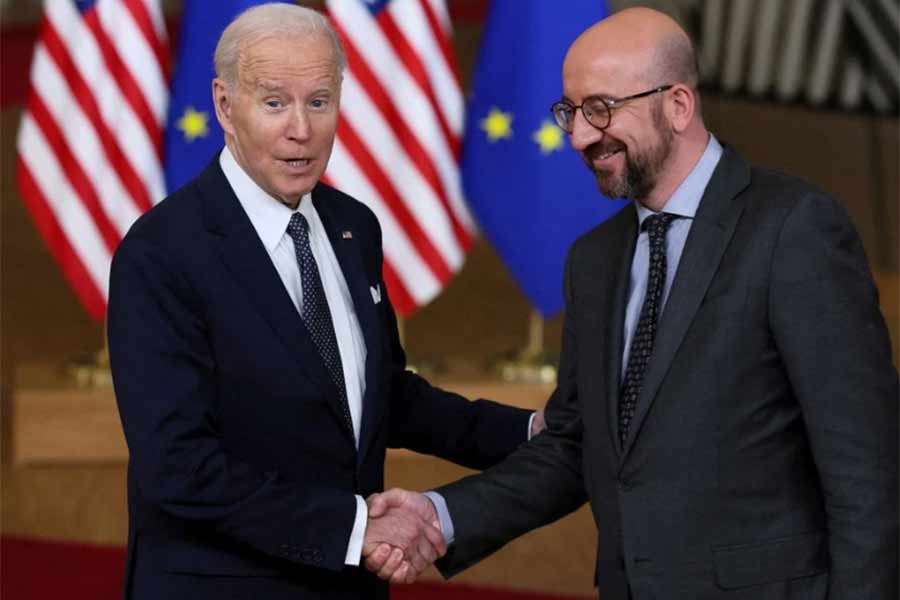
[107,157,531,600]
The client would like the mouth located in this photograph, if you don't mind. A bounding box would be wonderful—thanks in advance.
[597,149,622,160]
[280,158,313,169]
[587,147,624,171]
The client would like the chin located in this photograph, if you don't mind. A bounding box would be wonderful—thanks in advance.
[594,174,621,198]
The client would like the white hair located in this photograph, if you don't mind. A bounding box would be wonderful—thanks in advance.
[213,3,346,88]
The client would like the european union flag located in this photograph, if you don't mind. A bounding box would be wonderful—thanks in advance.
[164,1,286,193]
[462,0,627,317]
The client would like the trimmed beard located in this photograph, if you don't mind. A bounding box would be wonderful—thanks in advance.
[588,99,674,201]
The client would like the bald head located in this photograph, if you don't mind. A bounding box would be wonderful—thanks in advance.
[564,7,699,94]
[560,8,709,209]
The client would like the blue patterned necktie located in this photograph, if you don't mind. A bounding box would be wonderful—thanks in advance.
[619,212,678,447]
[286,213,352,433]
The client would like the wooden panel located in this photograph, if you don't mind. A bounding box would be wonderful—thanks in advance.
[4,375,596,596]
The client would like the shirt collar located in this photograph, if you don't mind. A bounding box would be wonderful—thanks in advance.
[220,145,313,253]
[635,134,723,226]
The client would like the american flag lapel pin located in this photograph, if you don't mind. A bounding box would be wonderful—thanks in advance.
[342,230,353,240]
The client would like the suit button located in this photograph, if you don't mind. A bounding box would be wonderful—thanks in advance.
[618,478,632,492]
[301,547,321,563]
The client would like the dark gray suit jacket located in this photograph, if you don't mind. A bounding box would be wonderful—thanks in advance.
[436,147,899,599]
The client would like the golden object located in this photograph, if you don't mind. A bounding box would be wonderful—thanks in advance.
[67,348,113,388]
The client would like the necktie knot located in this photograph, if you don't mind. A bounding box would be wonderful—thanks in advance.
[288,212,310,238]
[641,212,677,239]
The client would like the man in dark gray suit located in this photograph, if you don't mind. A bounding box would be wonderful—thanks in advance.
[362,7,899,599]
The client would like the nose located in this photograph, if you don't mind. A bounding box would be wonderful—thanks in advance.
[569,109,603,153]
[285,105,311,142]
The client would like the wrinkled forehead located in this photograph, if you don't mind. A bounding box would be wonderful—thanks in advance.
[236,33,339,86]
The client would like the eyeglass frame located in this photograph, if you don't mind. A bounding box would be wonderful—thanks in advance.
[550,85,674,132]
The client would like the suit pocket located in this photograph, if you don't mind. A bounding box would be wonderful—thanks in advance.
[712,531,827,589]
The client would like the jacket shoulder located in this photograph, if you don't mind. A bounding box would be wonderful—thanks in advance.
[568,203,633,260]
[116,177,206,261]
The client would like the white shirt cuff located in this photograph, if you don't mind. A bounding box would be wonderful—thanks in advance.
[423,491,455,546]
[527,412,536,440]
[344,494,367,565]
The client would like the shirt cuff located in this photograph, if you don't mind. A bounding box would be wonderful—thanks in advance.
[527,412,536,440]
[344,494,367,565]
[423,491,455,546]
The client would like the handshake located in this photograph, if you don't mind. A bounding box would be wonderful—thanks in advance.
[360,411,544,583]
[361,488,446,584]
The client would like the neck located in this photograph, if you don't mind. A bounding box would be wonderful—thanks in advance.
[641,129,709,212]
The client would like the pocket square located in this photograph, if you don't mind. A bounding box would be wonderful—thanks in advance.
[370,284,382,304]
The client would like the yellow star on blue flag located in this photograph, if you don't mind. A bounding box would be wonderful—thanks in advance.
[532,120,565,154]
[175,106,209,142]
[480,107,513,141]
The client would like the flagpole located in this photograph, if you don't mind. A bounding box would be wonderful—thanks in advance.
[396,315,406,348]
[525,309,544,357]
[497,309,556,384]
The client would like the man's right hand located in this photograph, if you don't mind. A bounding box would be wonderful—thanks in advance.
[363,488,445,584]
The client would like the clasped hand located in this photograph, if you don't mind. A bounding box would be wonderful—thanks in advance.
[362,488,444,584]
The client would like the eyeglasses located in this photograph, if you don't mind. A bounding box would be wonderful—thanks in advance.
[550,85,673,132]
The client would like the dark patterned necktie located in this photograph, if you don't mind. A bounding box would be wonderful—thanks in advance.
[287,213,352,432]
[619,212,677,447]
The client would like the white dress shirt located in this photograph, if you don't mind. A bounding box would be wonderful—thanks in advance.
[219,147,369,566]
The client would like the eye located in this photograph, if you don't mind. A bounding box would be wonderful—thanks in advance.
[264,98,284,109]
[584,97,609,113]
[309,98,329,110]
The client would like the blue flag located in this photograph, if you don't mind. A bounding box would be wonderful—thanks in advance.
[462,0,627,317]
[164,1,286,193]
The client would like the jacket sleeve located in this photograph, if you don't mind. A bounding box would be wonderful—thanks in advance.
[359,208,532,469]
[108,234,357,572]
[769,193,899,599]
[382,290,532,470]
[432,251,589,576]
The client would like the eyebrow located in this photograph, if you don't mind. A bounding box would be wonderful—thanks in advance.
[255,80,286,93]
[560,91,615,104]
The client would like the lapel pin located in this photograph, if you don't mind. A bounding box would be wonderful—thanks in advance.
[342,230,353,239]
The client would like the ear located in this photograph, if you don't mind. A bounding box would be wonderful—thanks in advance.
[667,84,695,133]
[212,78,235,136]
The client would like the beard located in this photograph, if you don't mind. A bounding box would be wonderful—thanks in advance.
[582,101,674,201]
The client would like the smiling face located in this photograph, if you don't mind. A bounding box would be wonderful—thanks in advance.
[563,46,675,202]
[213,33,340,208]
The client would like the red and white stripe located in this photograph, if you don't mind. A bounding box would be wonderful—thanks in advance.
[324,0,474,315]
[16,0,168,320]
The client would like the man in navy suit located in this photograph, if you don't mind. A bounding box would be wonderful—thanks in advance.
[107,4,539,599]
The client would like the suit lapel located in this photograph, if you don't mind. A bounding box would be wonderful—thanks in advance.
[200,161,349,440]
[312,186,383,462]
[601,209,638,456]
[620,148,751,459]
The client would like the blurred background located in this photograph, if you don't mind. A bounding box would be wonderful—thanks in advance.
[1,1,897,598]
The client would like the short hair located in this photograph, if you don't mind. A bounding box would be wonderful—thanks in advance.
[214,3,346,88]
[650,31,700,89]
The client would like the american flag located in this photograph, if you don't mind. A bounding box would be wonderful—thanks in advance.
[324,0,475,315]
[18,0,470,321]
[16,0,169,321]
